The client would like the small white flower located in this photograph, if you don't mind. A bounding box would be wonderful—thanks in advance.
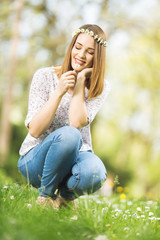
[81,28,85,33]
[149,212,154,217]
[145,206,150,211]
[96,200,103,204]
[123,214,127,220]
[137,207,142,212]
[127,201,133,206]
[10,195,14,200]
[85,29,89,34]
[124,227,130,231]
[132,213,138,218]
[27,203,32,208]
[72,31,77,37]
[141,215,145,218]
[94,235,108,240]
[90,31,94,36]
[70,215,78,220]
[100,39,104,45]
[102,207,108,214]
[125,210,130,214]
[115,209,123,214]
[156,217,160,221]
[136,233,140,236]
[103,41,108,47]
[94,35,98,40]
[3,185,8,189]
[149,217,156,222]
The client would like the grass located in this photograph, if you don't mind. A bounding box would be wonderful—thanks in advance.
[0,182,160,240]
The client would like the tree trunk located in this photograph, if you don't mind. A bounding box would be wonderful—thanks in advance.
[0,0,23,166]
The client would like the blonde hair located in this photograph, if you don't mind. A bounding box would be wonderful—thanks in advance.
[57,24,106,99]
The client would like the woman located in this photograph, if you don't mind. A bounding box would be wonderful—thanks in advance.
[18,24,110,209]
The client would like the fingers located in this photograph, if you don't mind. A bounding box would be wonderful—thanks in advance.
[64,79,75,88]
[62,71,77,78]
[61,71,77,86]
[63,75,76,81]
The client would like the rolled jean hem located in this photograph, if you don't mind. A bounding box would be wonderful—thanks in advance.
[39,191,57,200]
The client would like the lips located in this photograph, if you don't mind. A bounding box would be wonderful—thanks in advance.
[75,58,86,65]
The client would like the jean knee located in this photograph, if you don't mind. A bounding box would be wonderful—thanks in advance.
[97,168,107,187]
[89,164,107,187]
[60,126,82,151]
[79,158,107,193]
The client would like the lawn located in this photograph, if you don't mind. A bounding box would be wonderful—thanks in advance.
[0,182,160,240]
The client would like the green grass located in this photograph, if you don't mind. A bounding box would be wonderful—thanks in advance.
[0,183,160,240]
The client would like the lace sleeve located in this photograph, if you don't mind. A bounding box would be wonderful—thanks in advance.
[25,68,50,128]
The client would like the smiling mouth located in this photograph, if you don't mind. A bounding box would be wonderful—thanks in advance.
[75,58,86,65]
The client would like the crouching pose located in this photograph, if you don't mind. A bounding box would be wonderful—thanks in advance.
[18,24,110,209]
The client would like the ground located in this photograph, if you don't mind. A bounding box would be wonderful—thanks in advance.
[0,183,160,240]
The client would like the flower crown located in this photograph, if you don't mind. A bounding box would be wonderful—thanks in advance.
[72,28,108,47]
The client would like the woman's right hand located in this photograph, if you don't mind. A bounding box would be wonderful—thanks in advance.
[56,71,77,96]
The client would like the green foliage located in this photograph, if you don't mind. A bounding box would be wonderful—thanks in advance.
[0,168,13,184]
[0,183,160,240]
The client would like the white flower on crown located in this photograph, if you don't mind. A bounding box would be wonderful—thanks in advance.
[94,35,98,40]
[90,31,94,36]
[97,37,101,42]
[85,29,89,34]
[81,28,85,33]
[100,39,104,45]
[103,41,108,47]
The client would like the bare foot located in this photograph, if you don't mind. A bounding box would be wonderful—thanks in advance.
[56,195,76,209]
[36,196,60,210]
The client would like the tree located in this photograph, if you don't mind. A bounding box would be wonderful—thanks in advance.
[0,0,23,165]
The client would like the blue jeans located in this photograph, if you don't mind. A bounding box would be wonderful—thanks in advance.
[17,126,107,200]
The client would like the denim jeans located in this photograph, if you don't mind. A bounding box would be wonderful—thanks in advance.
[17,126,107,200]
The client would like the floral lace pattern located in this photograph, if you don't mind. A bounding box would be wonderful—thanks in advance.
[19,67,110,156]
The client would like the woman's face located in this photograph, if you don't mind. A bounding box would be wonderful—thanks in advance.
[71,33,95,72]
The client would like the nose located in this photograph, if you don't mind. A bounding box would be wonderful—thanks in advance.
[78,49,86,59]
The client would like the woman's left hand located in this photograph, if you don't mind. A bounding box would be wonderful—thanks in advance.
[77,68,93,83]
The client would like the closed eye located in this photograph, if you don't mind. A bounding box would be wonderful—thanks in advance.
[75,46,81,50]
[88,51,94,55]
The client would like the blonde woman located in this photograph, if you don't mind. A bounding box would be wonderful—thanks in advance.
[18,24,110,209]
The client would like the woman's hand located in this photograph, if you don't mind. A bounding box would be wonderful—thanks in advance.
[77,68,93,83]
[56,71,77,96]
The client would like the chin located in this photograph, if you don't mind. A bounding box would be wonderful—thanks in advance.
[74,65,83,72]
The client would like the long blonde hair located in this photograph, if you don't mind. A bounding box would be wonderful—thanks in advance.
[57,24,106,99]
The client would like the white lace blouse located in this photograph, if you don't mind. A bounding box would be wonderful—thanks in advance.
[19,67,110,156]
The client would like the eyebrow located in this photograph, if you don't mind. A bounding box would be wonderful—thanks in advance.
[76,42,95,51]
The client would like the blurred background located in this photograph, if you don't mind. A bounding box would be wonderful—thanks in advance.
[0,0,159,199]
